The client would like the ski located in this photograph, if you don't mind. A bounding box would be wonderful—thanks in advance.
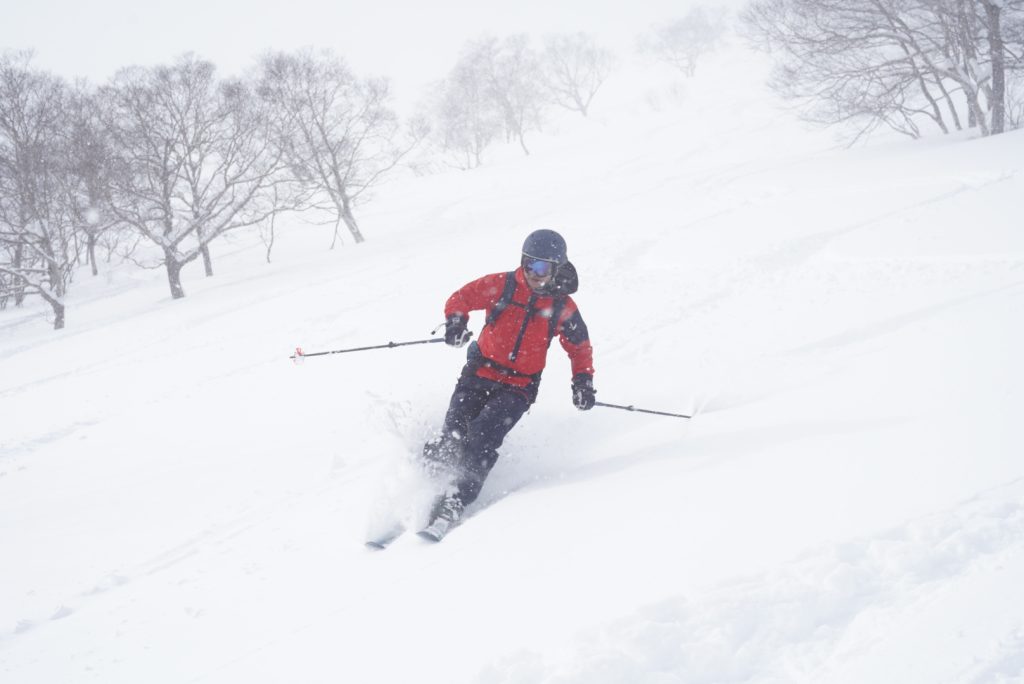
[364,523,405,550]
[416,526,445,543]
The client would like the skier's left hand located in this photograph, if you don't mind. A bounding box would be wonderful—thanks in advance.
[571,373,596,411]
[444,315,472,347]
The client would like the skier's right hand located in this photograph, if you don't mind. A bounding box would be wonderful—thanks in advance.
[572,373,596,410]
[444,315,471,348]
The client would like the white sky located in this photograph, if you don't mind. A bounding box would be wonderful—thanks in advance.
[0,0,729,112]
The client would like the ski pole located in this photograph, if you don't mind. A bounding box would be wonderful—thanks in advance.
[594,401,692,419]
[291,331,471,362]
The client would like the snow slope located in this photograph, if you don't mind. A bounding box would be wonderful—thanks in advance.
[2,45,1023,683]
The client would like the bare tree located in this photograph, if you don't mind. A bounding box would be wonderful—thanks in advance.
[981,0,1008,132]
[744,0,941,140]
[541,33,616,117]
[255,181,311,263]
[487,35,547,155]
[101,55,285,299]
[429,54,504,169]
[639,6,729,77]
[914,0,997,135]
[256,49,421,249]
[0,52,78,329]
[64,83,120,276]
[428,36,548,164]
[742,0,1024,140]
[970,0,1024,133]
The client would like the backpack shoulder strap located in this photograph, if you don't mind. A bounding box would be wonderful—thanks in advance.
[547,296,567,343]
[485,271,518,327]
[485,271,567,344]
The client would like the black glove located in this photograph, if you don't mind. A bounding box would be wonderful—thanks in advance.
[444,315,471,348]
[571,373,596,411]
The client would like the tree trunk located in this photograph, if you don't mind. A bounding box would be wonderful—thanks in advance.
[905,53,949,134]
[265,213,276,264]
[966,89,990,135]
[194,221,214,276]
[52,300,65,330]
[72,226,83,267]
[330,215,343,250]
[47,258,64,301]
[33,286,66,330]
[341,201,365,244]
[88,233,99,276]
[201,243,214,277]
[953,0,981,130]
[936,78,963,131]
[518,131,530,156]
[581,94,593,118]
[164,251,186,299]
[982,0,1006,135]
[13,243,26,306]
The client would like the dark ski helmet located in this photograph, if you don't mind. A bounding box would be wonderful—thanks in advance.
[521,229,568,266]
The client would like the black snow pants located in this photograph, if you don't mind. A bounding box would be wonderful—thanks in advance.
[424,370,532,507]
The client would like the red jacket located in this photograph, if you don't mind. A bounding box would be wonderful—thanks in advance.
[445,268,594,389]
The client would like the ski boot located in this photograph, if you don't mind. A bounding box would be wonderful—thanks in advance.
[417,494,464,542]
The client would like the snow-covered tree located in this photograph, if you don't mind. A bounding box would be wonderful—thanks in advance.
[485,35,547,155]
[431,35,546,162]
[0,52,77,329]
[101,55,284,299]
[742,0,1024,139]
[429,54,504,169]
[639,7,729,77]
[256,49,421,248]
[64,83,119,277]
[541,33,616,118]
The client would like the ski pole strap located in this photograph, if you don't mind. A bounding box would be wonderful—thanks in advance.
[291,337,447,359]
[594,401,692,419]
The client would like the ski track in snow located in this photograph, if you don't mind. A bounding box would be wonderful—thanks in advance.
[477,480,1024,684]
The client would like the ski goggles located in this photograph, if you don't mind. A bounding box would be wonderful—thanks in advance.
[522,256,557,278]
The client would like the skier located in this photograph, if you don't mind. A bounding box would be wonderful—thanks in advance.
[419,229,596,540]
